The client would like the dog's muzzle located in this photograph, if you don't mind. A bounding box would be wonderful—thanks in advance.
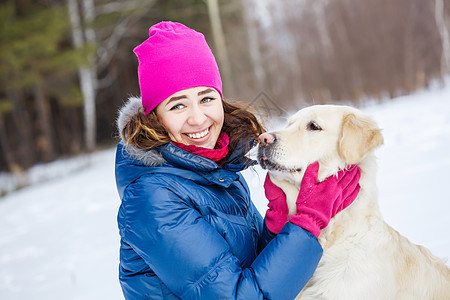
[257,133,302,172]
[258,133,277,169]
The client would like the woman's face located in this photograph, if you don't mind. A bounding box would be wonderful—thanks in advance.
[155,86,224,149]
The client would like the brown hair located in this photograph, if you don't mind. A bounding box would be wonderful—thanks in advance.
[122,99,265,156]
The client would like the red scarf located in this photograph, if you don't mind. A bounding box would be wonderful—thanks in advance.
[172,132,229,163]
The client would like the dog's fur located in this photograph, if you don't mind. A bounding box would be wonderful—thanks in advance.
[258,105,450,299]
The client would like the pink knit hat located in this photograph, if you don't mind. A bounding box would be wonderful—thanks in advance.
[133,21,223,114]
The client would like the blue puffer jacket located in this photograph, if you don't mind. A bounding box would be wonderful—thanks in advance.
[115,98,323,300]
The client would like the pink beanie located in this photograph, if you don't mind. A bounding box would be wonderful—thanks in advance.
[133,21,223,114]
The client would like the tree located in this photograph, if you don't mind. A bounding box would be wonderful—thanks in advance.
[206,0,235,93]
[238,0,445,106]
[67,0,97,152]
[435,0,450,76]
[0,2,83,169]
[67,0,157,152]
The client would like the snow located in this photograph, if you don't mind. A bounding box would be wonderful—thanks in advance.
[1,84,449,299]
[0,150,121,300]
[0,154,93,197]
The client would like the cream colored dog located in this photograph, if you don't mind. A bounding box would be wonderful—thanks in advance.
[257,105,450,299]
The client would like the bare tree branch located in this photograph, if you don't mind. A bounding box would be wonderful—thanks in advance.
[435,0,450,76]
[94,0,147,16]
[97,0,157,72]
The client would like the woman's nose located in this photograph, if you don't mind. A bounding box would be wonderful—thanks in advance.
[187,106,207,125]
[258,132,276,146]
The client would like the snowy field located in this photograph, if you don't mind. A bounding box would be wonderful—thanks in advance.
[1,84,449,299]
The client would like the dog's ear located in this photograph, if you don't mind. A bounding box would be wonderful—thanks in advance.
[339,112,383,164]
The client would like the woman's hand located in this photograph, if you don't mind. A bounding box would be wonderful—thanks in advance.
[289,162,361,237]
[264,173,289,234]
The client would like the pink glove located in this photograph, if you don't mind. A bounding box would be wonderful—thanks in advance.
[289,162,361,237]
[264,173,289,234]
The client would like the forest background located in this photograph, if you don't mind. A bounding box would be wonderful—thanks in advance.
[1,0,449,185]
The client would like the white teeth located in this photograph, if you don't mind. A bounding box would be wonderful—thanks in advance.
[187,127,209,139]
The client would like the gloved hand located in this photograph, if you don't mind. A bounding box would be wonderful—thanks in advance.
[264,173,289,234]
[289,162,361,238]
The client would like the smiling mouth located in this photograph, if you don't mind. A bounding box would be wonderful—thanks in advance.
[186,127,210,139]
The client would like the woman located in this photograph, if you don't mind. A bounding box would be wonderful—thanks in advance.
[115,21,360,299]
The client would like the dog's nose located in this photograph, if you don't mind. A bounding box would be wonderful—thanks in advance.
[258,132,276,146]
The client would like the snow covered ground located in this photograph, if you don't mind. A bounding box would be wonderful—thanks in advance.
[1,84,449,299]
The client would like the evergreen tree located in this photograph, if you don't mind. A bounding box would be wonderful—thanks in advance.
[0,2,84,171]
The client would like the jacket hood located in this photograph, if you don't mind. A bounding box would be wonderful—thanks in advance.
[116,96,165,167]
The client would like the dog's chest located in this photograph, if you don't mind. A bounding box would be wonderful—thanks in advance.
[275,182,299,216]
[297,213,394,300]
[297,242,389,300]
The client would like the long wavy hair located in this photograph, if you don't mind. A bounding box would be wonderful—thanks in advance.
[122,99,265,157]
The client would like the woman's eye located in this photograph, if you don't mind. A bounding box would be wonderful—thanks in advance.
[307,121,322,131]
[170,104,185,110]
[201,97,214,103]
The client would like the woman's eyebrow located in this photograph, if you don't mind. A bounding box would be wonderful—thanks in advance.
[167,88,214,105]
[198,88,215,96]
[168,95,187,103]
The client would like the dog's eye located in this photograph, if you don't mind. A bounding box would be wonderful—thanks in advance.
[307,121,322,131]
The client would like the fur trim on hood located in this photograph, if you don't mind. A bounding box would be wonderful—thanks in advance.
[116,97,165,167]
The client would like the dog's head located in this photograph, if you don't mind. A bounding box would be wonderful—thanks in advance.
[258,105,384,185]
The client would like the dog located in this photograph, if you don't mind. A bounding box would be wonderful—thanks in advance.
[257,105,450,299]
